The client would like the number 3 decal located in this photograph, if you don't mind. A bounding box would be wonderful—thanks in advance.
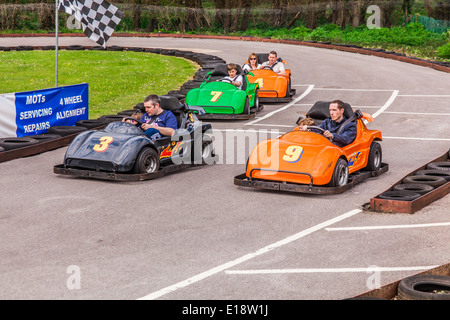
[93,136,113,152]
[282,145,304,163]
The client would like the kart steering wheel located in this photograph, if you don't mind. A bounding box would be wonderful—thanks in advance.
[306,125,326,133]
[262,65,273,71]
[217,78,233,83]
[306,125,334,141]
[123,116,144,127]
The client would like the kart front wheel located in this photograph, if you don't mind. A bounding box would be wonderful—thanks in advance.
[133,147,160,174]
[364,141,382,171]
[328,158,348,187]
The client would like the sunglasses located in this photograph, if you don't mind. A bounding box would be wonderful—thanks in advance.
[250,58,257,60]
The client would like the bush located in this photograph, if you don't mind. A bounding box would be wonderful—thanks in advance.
[437,42,450,58]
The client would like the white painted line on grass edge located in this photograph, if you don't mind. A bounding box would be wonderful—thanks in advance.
[137,208,361,300]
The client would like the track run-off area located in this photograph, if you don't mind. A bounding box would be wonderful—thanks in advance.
[0,35,449,300]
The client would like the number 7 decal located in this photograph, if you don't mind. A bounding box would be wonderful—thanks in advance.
[210,91,223,102]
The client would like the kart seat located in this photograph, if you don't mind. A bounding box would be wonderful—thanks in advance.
[159,95,186,129]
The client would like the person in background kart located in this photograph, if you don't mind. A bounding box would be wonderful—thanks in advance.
[261,51,286,76]
[139,94,178,140]
[223,63,244,90]
[122,110,144,125]
[242,53,261,72]
[299,100,357,147]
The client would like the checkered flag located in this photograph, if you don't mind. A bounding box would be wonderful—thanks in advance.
[59,0,123,47]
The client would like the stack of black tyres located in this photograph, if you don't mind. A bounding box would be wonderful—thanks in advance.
[378,150,450,201]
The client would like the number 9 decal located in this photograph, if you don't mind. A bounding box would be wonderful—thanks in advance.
[93,136,113,152]
[282,145,304,163]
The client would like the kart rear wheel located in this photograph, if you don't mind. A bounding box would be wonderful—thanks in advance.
[243,96,250,115]
[364,141,382,171]
[328,158,349,187]
[133,147,159,174]
[253,90,260,110]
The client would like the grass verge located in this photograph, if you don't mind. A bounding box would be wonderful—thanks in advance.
[0,50,198,119]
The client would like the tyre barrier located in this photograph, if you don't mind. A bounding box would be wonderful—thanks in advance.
[402,175,447,188]
[427,161,450,171]
[47,125,88,136]
[370,149,450,213]
[415,169,450,182]
[392,183,434,195]
[0,137,39,150]
[377,190,421,201]
[75,118,108,129]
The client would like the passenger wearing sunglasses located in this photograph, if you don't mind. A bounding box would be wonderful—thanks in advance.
[242,53,261,72]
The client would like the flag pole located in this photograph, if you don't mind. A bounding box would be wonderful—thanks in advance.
[55,0,59,87]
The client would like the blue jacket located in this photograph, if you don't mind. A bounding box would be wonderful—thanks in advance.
[314,116,357,147]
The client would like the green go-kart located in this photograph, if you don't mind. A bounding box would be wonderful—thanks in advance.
[185,64,263,120]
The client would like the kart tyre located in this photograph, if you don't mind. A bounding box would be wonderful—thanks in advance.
[0,137,39,150]
[191,134,215,165]
[426,161,450,171]
[415,169,450,182]
[243,96,250,115]
[253,90,260,111]
[76,118,108,129]
[98,114,127,123]
[133,147,159,174]
[397,275,450,300]
[31,133,62,142]
[392,183,434,195]
[364,141,382,171]
[377,190,421,201]
[48,126,88,136]
[328,158,348,187]
[66,45,85,50]
[402,175,447,187]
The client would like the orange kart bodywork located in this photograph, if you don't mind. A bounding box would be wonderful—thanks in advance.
[245,118,382,186]
[247,69,292,99]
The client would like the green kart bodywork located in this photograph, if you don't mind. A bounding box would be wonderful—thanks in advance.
[185,65,263,120]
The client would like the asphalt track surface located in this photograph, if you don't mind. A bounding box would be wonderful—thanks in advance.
[0,36,449,301]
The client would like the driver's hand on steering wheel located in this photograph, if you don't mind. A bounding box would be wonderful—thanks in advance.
[323,130,333,139]
[298,125,309,131]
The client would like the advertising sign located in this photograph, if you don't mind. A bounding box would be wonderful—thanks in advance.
[0,83,89,138]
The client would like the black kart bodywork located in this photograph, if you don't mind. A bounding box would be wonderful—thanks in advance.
[54,95,216,181]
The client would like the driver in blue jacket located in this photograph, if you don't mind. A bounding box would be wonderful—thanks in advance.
[299,100,356,147]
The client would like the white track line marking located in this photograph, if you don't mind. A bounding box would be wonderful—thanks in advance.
[383,111,450,116]
[313,88,396,92]
[245,85,314,125]
[371,90,399,119]
[225,266,439,275]
[137,209,361,300]
[383,136,450,141]
[326,222,450,231]
[398,94,450,97]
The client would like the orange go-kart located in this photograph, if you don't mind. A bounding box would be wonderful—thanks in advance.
[243,53,296,103]
[234,101,389,194]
